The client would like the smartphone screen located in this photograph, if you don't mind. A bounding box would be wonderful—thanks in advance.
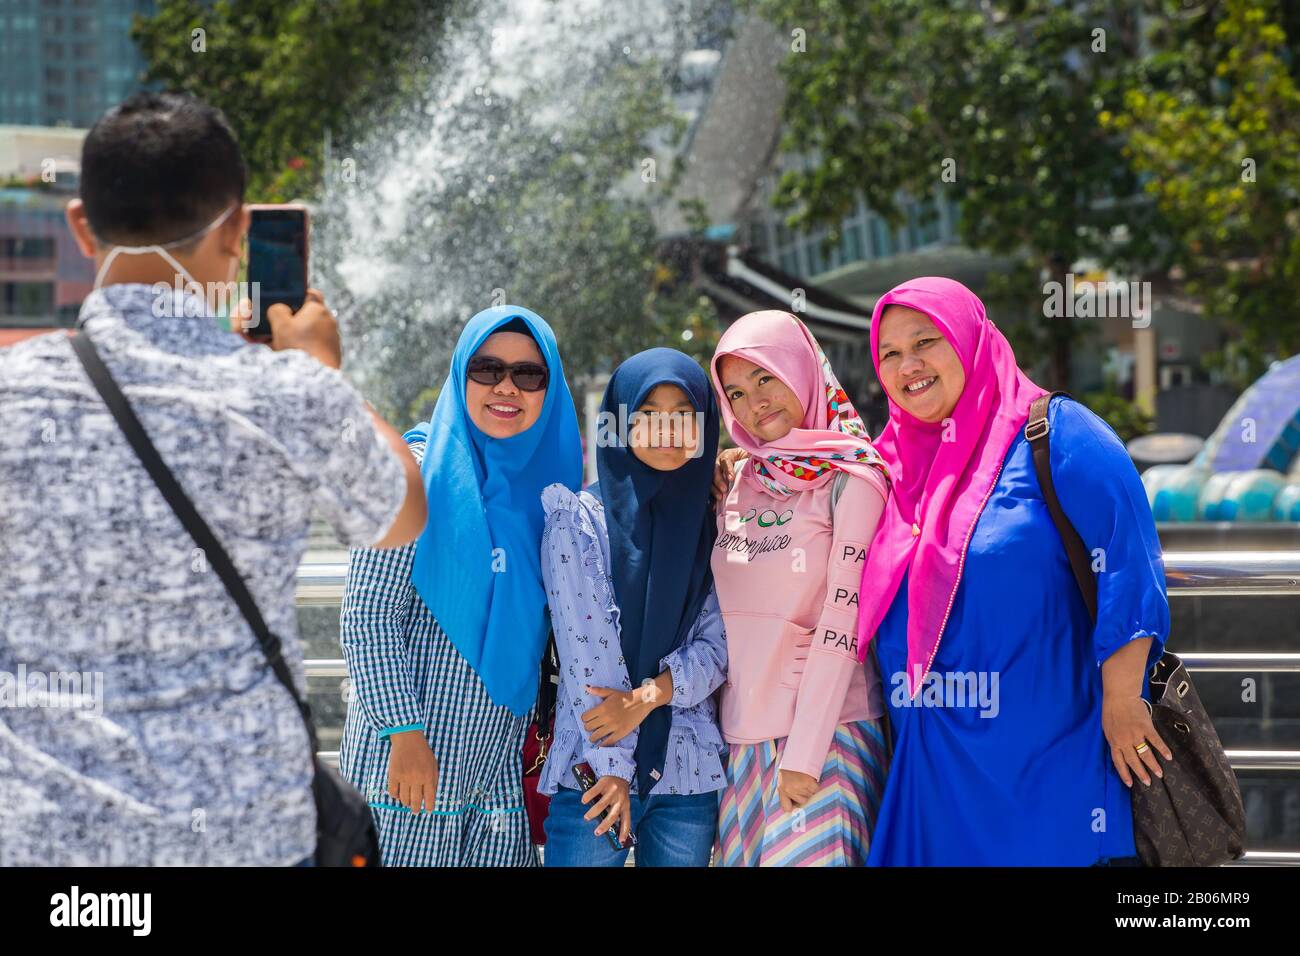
[246,206,308,340]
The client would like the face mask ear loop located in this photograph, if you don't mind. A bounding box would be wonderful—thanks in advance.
[90,202,240,295]
[92,245,125,292]
[92,245,203,298]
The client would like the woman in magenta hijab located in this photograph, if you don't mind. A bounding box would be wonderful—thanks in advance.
[857,276,1171,866]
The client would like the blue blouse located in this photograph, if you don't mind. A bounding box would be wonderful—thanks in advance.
[868,396,1170,865]
[539,484,728,797]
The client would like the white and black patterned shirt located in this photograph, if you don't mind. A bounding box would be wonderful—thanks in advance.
[0,284,407,866]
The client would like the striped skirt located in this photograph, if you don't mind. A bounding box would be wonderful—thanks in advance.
[715,719,888,867]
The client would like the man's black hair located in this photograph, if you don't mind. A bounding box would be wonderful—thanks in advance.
[79,91,247,248]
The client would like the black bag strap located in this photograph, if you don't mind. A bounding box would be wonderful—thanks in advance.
[70,330,319,752]
[1026,391,1099,624]
[537,628,558,732]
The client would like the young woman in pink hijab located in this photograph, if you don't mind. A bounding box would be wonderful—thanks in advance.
[857,276,1170,865]
[709,310,891,866]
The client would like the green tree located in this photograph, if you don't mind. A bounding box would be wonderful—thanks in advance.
[1104,0,1300,387]
[132,0,463,199]
[745,0,1170,387]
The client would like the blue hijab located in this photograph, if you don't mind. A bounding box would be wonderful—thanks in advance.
[590,348,719,795]
[404,306,583,717]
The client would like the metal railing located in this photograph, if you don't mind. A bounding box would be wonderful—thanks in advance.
[304,654,1300,681]
[1229,851,1300,866]
[297,549,1300,604]
[1162,551,1300,596]
[312,748,1300,770]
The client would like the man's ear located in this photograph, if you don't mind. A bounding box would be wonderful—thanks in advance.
[64,199,98,259]
[217,204,251,260]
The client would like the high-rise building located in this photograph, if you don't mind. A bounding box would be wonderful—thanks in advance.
[0,126,91,333]
[0,0,155,128]
[0,1,154,335]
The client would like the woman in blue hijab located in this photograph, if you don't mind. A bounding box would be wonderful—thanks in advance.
[338,306,582,866]
[538,348,728,866]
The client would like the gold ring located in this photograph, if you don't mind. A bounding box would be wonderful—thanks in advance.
[1135,742,1150,754]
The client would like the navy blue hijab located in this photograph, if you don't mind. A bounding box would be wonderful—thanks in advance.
[590,348,719,795]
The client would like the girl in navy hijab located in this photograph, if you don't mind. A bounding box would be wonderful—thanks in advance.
[539,348,728,866]
[338,306,582,866]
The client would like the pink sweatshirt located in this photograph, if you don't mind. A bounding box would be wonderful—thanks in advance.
[710,468,887,779]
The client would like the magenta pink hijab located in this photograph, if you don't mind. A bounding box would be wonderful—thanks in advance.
[855,277,1047,695]
[711,310,889,500]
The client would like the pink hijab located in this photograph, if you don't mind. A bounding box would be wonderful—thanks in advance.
[855,278,1047,695]
[711,310,889,499]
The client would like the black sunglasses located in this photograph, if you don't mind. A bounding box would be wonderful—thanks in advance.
[467,356,550,392]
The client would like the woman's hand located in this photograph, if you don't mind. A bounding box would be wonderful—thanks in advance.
[1100,637,1172,788]
[386,729,439,813]
[712,447,749,506]
[1102,694,1172,788]
[583,679,667,746]
[582,775,633,846]
[776,769,819,813]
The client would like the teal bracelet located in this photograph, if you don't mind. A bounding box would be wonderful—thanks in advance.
[378,722,425,738]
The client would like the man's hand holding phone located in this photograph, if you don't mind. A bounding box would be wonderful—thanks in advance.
[267,288,342,369]
[235,288,342,369]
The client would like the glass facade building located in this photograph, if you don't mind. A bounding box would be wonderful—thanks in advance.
[0,0,154,128]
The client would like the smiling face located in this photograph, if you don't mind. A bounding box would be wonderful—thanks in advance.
[465,330,547,438]
[718,354,804,443]
[876,305,966,423]
[629,383,700,472]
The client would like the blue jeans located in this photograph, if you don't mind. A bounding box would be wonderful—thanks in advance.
[543,786,717,867]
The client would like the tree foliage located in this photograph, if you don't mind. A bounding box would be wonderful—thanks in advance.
[747,0,1300,392]
[745,0,1170,387]
[133,0,463,200]
[1104,0,1300,385]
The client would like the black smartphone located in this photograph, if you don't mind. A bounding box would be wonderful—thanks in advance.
[246,204,309,341]
[572,761,635,851]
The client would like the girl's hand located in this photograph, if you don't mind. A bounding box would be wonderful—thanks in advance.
[712,447,749,506]
[1102,694,1172,787]
[386,730,439,813]
[582,775,633,845]
[776,769,819,813]
[582,685,657,746]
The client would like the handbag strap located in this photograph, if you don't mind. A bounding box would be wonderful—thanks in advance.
[70,330,319,753]
[1025,391,1099,624]
[536,629,558,732]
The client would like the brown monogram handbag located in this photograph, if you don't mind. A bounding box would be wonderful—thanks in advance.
[1129,652,1246,865]
[1026,393,1246,867]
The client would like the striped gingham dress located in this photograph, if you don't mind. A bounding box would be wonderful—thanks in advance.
[716,719,888,867]
[338,442,537,867]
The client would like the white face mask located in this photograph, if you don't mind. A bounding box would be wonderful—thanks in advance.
[92,203,241,304]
